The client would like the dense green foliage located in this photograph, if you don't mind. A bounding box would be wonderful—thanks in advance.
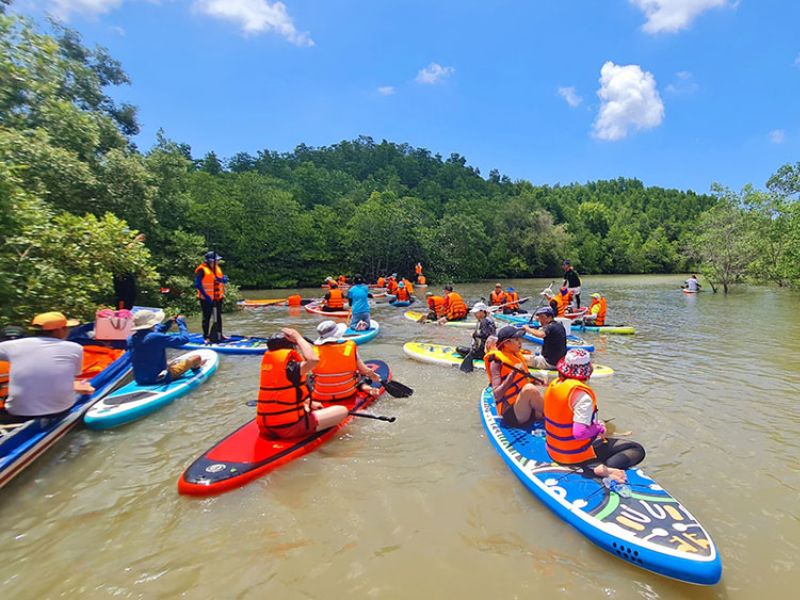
[0,15,797,325]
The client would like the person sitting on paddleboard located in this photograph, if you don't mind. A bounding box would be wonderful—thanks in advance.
[562,260,582,308]
[394,282,412,303]
[485,325,545,430]
[684,275,701,292]
[456,302,496,360]
[581,292,607,326]
[347,275,372,330]
[543,349,645,484]
[376,275,386,288]
[438,285,468,323]
[256,327,348,439]
[128,310,203,386]
[523,307,567,370]
[424,292,446,321]
[504,287,525,314]
[489,283,507,308]
[401,277,415,295]
[0,312,94,424]
[323,282,347,312]
[311,321,382,401]
[386,274,399,294]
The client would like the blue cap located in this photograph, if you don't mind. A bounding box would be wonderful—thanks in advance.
[398,282,405,288]
[205,251,222,261]
[507,287,515,292]
[535,306,555,317]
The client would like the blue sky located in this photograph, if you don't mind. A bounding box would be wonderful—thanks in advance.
[12,0,800,193]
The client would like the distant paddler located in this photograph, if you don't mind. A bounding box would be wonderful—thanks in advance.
[194,250,227,343]
[489,283,507,309]
[683,274,702,292]
[322,282,347,313]
[393,282,412,303]
[422,292,446,322]
[581,292,607,326]
[386,274,399,294]
[376,274,386,288]
[400,277,415,296]
[562,259,582,308]
[346,275,372,330]
[438,285,468,323]
[505,287,525,313]
[456,302,496,360]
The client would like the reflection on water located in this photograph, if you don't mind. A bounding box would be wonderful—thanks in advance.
[1,275,799,598]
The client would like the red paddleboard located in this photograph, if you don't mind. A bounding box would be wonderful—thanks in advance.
[177,360,391,496]
[682,289,699,294]
[304,301,350,319]
[563,307,588,319]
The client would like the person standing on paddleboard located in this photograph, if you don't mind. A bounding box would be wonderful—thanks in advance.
[543,349,645,484]
[0,312,93,424]
[456,302,495,360]
[523,306,567,370]
[194,251,227,344]
[562,260,582,308]
[484,326,545,430]
[347,275,372,330]
[256,328,348,439]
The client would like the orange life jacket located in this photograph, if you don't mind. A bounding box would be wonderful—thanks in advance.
[80,346,124,379]
[589,296,607,326]
[256,348,308,432]
[395,287,411,301]
[445,292,468,321]
[484,349,529,418]
[506,291,520,311]
[489,290,507,306]
[377,277,386,287]
[387,279,398,293]
[417,275,427,285]
[195,263,225,301]
[402,279,415,295]
[0,361,8,407]
[415,264,423,275]
[427,295,445,316]
[326,288,345,310]
[338,275,347,287]
[287,294,302,307]
[311,341,359,402]
[543,378,598,464]
[552,293,569,317]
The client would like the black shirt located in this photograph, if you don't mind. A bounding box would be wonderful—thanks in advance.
[563,268,581,288]
[541,321,567,366]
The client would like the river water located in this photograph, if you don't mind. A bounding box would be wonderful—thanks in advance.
[1,275,798,598]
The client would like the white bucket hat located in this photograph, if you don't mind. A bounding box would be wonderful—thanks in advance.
[131,309,165,331]
[315,320,348,345]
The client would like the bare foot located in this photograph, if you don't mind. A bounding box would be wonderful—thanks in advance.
[593,464,628,484]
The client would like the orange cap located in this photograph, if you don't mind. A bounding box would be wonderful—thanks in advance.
[31,312,79,331]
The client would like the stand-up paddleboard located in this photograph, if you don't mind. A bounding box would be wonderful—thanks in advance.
[403,311,476,329]
[304,301,350,319]
[180,321,380,355]
[495,313,636,335]
[402,342,614,379]
[390,299,414,307]
[238,298,315,308]
[479,387,721,584]
[0,349,132,489]
[84,350,219,429]
[682,289,700,295]
[177,360,391,496]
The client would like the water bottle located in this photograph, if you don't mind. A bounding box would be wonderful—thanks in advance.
[602,477,632,498]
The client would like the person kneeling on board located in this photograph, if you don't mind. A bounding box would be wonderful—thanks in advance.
[438,285,468,324]
[256,328,348,439]
[523,307,567,370]
[323,282,347,312]
[0,312,94,424]
[484,325,545,430]
[393,282,412,303]
[346,274,372,330]
[423,292,446,321]
[456,302,496,360]
[129,310,203,385]
[544,349,645,484]
[311,321,382,401]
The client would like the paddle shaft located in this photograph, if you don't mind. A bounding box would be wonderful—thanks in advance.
[487,296,531,312]
[349,411,396,422]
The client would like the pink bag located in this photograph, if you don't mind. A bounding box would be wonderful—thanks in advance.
[95,308,133,340]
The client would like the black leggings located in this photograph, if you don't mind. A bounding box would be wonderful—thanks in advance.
[591,437,646,470]
[200,299,223,341]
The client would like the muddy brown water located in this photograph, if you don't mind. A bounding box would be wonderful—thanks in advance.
[1,275,799,598]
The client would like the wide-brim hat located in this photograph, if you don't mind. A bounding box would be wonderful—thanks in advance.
[496,325,525,345]
[556,349,593,380]
[131,309,165,331]
[315,320,348,345]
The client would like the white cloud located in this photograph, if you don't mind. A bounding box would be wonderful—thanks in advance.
[415,63,455,85]
[557,86,582,108]
[46,0,123,20]
[630,0,728,34]
[593,61,665,141]
[109,25,126,36]
[665,70,699,94]
[769,130,786,144]
[377,86,396,96]
[194,0,314,46]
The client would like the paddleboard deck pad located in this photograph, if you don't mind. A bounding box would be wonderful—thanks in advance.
[403,311,476,329]
[177,360,391,496]
[479,387,720,584]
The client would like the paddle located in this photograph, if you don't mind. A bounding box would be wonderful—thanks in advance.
[349,411,396,423]
[459,349,475,373]
[382,378,414,398]
[486,296,531,313]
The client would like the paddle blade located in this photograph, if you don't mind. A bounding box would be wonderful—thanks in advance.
[459,351,475,373]
[383,379,414,398]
